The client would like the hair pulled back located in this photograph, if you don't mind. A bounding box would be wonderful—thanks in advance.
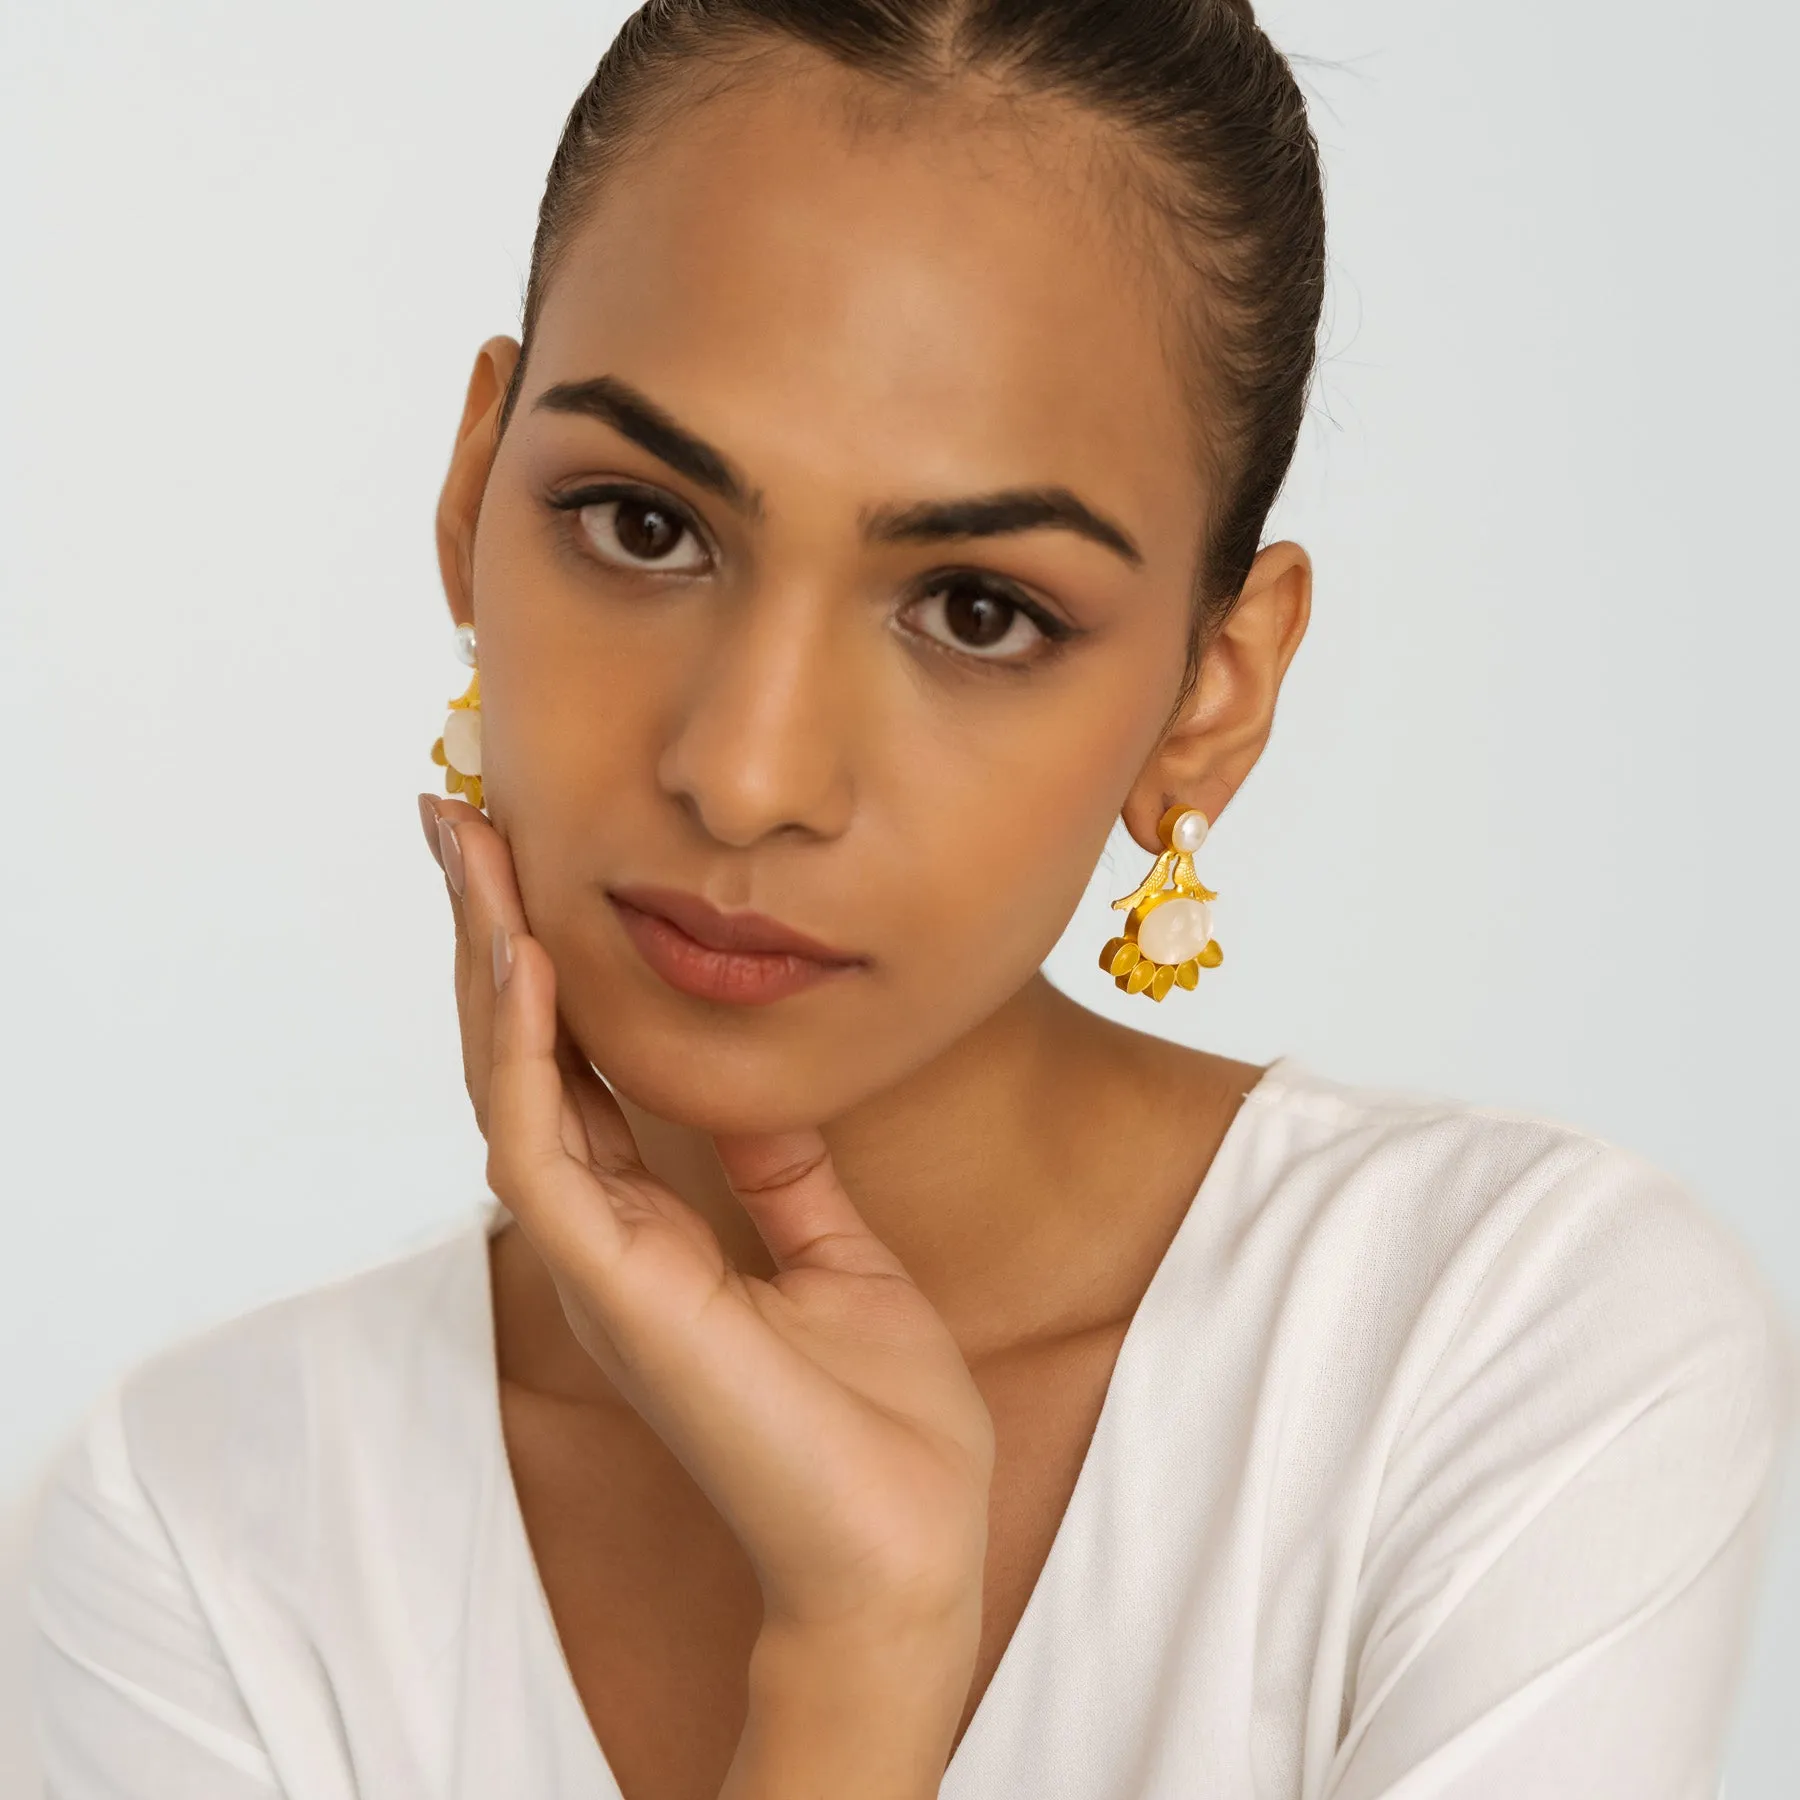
[500,0,1325,707]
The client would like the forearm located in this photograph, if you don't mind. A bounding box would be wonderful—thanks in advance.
[719,1611,981,1800]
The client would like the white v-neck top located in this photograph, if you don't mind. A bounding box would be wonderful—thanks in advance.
[25,1057,1797,1799]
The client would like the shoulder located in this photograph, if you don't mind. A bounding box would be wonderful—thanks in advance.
[1231,1058,1797,1461]
[23,1209,502,1788]
[29,1206,498,1611]
[1234,1070,1800,1780]
[1241,1057,1784,1308]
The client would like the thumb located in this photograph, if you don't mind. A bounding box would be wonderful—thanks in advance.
[711,1130,912,1282]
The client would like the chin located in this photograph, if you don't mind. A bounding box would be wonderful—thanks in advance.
[560,1006,866,1135]
[601,1056,853,1137]
[553,938,1021,1135]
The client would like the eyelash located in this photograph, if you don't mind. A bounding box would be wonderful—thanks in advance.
[547,482,713,577]
[544,481,1081,675]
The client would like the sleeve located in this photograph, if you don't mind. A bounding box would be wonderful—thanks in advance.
[1323,1145,1797,1800]
[27,1386,283,1799]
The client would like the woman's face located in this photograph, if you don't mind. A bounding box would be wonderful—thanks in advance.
[444,54,1237,1133]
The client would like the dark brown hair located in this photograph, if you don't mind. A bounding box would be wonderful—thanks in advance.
[498,0,1326,711]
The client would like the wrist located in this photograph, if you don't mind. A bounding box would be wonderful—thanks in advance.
[719,1611,980,1800]
[751,1602,982,1699]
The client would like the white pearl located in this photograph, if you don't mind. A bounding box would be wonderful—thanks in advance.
[1137,896,1213,965]
[443,708,482,776]
[453,623,478,667]
[1171,809,1210,854]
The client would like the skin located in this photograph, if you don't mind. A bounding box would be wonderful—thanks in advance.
[422,45,1310,1800]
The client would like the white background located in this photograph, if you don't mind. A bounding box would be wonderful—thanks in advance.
[2,0,1794,1791]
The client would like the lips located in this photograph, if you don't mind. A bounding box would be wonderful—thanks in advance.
[608,884,868,1008]
[606,883,865,966]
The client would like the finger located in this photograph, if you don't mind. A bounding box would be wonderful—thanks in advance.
[419,792,477,1086]
[486,927,629,1270]
[429,796,526,1134]
[710,1130,912,1282]
[419,789,471,976]
[417,790,448,870]
[552,1023,647,1175]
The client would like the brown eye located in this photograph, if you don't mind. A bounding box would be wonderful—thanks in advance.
[612,499,682,561]
[907,574,1062,664]
[558,488,711,575]
[945,584,1015,647]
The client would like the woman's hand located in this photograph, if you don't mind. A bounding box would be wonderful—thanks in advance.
[416,794,995,1664]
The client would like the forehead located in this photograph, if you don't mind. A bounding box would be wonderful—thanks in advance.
[527,52,1206,561]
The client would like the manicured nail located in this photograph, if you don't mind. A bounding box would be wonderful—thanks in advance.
[492,923,514,991]
[436,815,465,896]
[417,794,444,869]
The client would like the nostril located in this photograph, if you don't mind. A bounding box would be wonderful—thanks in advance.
[655,660,858,848]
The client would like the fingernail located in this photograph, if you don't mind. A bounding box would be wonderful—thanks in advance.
[492,922,513,991]
[417,793,444,869]
[437,815,465,896]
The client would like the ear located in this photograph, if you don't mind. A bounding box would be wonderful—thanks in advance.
[1121,539,1311,853]
[435,335,524,629]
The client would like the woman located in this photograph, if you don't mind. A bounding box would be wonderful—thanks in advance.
[28,2,1793,1796]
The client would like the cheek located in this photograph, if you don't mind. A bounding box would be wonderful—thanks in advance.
[481,656,645,795]
[881,724,1139,995]
[469,542,662,844]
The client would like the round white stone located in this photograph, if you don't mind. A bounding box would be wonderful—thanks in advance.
[1137,896,1213,965]
[1171,808,1210,854]
[443,708,482,777]
[453,623,478,667]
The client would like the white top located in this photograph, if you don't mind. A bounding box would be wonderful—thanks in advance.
[24,1056,1797,1799]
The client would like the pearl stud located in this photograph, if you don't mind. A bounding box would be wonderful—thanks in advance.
[1170,808,1209,854]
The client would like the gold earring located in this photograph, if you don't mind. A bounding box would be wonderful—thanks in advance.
[1098,804,1222,1003]
[430,622,483,811]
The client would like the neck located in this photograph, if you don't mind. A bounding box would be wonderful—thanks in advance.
[493,971,1261,1400]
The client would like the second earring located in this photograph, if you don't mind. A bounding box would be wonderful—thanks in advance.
[1098,804,1222,1003]
[430,621,483,812]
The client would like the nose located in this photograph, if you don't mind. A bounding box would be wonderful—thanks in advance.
[656,580,858,849]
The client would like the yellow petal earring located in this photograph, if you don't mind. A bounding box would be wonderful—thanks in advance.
[429,622,483,812]
[1098,803,1223,1003]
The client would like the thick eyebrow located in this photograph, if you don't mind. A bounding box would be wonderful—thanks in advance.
[861,489,1142,568]
[535,376,763,517]
[533,373,1143,567]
